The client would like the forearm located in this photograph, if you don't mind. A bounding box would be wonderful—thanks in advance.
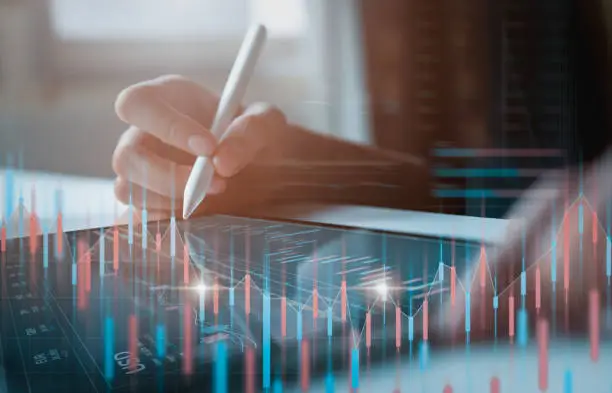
[201,124,434,215]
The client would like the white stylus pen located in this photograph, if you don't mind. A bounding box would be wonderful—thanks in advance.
[182,24,267,219]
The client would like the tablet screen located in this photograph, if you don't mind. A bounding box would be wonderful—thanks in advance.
[0,214,482,392]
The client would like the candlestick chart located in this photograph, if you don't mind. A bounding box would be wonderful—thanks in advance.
[0,190,611,393]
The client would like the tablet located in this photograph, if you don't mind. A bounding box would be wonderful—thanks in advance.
[2,208,598,393]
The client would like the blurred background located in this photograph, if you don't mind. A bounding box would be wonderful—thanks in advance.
[0,0,588,219]
[0,0,372,178]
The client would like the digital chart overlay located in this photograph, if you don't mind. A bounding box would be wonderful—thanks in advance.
[0,187,611,392]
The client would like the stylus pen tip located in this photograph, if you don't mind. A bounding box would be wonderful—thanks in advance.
[182,200,198,220]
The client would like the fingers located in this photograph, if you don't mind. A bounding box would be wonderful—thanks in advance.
[113,127,226,204]
[213,102,286,178]
[114,176,226,210]
[113,126,191,197]
[115,82,216,156]
[114,177,175,211]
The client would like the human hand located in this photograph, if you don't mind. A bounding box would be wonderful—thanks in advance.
[112,75,288,215]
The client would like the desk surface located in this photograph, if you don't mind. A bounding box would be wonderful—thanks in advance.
[0,169,121,232]
[1,170,509,243]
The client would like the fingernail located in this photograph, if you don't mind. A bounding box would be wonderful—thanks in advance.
[188,135,214,156]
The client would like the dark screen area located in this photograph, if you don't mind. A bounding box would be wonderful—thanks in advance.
[360,0,611,218]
